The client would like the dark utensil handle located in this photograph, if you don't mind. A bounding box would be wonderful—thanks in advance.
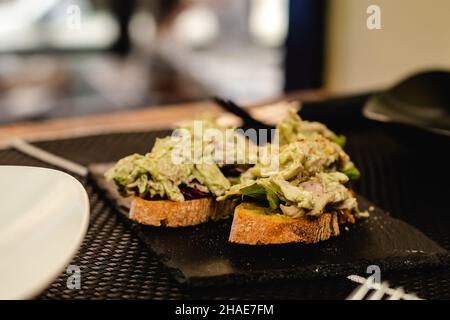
[213,97,274,130]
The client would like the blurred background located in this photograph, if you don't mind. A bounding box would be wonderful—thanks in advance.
[0,0,449,124]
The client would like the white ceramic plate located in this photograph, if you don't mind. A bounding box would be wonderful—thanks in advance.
[0,166,89,299]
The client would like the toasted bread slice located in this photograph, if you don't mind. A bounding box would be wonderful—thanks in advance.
[229,203,340,245]
[130,196,236,227]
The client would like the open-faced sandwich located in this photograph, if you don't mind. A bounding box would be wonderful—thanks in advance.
[106,106,367,244]
[105,116,252,227]
[218,109,367,245]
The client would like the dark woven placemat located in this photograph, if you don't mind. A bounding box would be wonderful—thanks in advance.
[1,120,450,299]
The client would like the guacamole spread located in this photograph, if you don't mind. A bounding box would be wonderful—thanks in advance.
[105,117,239,202]
[278,108,347,147]
[218,109,365,219]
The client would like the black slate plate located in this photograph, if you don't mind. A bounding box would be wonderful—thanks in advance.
[90,164,449,286]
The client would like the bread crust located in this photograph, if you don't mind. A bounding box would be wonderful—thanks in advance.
[130,196,236,227]
[229,203,340,245]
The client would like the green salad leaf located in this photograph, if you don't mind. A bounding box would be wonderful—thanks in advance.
[239,183,280,210]
[333,134,347,148]
[343,166,361,180]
